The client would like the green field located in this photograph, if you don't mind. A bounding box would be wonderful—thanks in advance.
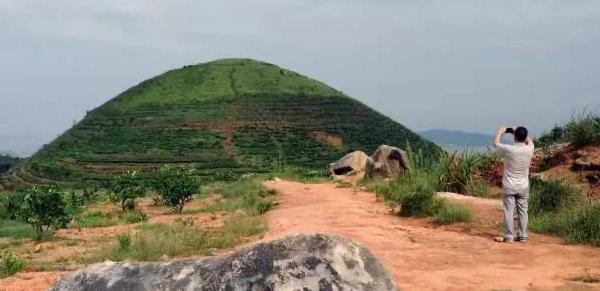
[7,58,440,186]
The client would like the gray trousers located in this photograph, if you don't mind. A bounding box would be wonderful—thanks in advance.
[502,192,528,241]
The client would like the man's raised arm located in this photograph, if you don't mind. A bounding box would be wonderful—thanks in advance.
[494,126,507,148]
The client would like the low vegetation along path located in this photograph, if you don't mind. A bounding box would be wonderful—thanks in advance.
[264,180,600,291]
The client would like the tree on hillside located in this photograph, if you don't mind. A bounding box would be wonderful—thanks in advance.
[13,186,70,240]
[0,154,20,174]
[151,166,200,213]
[108,171,145,211]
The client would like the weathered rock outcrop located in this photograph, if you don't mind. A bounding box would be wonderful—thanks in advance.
[572,146,600,171]
[329,151,369,176]
[365,145,410,179]
[51,234,398,291]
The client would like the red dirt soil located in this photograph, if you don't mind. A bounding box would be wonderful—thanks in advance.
[264,180,600,291]
[2,181,599,291]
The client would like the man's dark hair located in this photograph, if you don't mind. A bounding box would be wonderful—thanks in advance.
[514,126,528,142]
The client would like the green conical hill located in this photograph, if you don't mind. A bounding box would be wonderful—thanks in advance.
[15,58,440,184]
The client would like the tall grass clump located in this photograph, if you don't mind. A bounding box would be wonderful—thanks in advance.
[529,178,583,216]
[565,110,600,148]
[563,204,600,246]
[436,151,498,197]
[529,178,599,246]
[393,170,439,217]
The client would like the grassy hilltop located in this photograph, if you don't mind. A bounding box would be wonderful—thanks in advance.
[8,58,439,185]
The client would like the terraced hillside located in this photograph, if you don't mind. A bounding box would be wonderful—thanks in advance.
[7,58,440,186]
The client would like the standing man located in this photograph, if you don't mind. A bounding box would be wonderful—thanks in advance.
[493,126,534,243]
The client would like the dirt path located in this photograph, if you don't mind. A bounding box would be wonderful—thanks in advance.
[264,180,600,291]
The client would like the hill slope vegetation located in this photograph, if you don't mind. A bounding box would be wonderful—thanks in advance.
[10,58,439,185]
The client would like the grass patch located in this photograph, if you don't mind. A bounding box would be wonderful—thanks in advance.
[269,165,330,183]
[92,213,266,262]
[74,211,118,228]
[0,220,38,239]
[73,208,148,229]
[432,202,473,225]
[203,179,276,215]
[120,209,149,224]
[0,250,27,278]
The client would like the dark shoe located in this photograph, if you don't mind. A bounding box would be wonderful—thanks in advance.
[516,237,528,243]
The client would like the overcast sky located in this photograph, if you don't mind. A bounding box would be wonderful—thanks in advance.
[1,1,599,156]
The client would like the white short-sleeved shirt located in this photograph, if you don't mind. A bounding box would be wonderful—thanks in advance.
[496,143,535,194]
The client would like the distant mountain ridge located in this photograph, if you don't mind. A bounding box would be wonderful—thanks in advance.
[419,129,494,151]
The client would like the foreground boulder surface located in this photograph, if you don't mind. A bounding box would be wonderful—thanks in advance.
[51,234,398,291]
[365,145,410,179]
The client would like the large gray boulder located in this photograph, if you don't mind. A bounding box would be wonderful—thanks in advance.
[329,151,369,176]
[365,145,410,179]
[51,234,398,291]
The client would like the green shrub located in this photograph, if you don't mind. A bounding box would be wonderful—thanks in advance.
[120,210,148,224]
[432,202,473,225]
[12,186,70,240]
[529,178,583,216]
[0,250,26,278]
[108,171,145,211]
[151,166,200,213]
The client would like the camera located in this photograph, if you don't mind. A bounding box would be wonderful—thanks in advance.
[505,128,514,134]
